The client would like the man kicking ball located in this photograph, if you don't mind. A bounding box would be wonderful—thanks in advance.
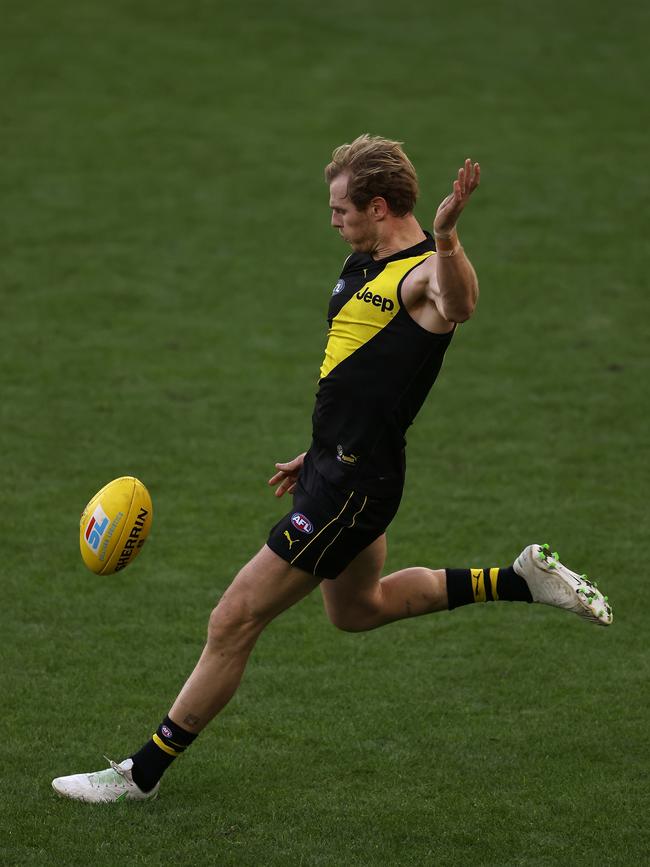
[52,135,612,802]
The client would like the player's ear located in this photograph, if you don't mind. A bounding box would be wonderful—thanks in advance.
[369,197,389,220]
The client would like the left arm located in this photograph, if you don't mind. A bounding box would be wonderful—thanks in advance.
[425,159,481,323]
[412,160,481,325]
[427,230,479,323]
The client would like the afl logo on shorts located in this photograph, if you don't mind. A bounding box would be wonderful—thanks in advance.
[291,513,314,534]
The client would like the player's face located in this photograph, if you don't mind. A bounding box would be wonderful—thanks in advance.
[329,174,377,253]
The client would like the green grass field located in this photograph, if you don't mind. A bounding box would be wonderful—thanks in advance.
[2,1,649,864]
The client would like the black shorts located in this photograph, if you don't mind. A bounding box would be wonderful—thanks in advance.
[267,451,402,580]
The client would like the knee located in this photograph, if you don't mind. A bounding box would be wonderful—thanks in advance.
[326,600,380,633]
[206,590,264,649]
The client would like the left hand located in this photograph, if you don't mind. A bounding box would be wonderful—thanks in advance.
[268,452,306,497]
[433,159,480,237]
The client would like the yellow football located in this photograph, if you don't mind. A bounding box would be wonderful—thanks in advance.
[80,476,153,575]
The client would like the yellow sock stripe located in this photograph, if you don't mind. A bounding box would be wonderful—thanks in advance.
[152,732,181,757]
[313,496,368,575]
[291,491,355,566]
[470,568,486,603]
[489,567,499,601]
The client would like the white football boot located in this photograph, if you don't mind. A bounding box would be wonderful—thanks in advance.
[514,543,613,626]
[52,757,159,803]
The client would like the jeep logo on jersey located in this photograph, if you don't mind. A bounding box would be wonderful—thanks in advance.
[355,288,395,313]
[332,279,345,295]
[291,513,314,534]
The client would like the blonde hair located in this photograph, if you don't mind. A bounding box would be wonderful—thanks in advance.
[325,134,419,217]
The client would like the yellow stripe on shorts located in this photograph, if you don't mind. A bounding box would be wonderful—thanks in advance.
[291,491,355,566]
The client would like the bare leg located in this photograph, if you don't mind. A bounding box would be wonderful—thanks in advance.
[169,545,320,733]
[320,534,448,632]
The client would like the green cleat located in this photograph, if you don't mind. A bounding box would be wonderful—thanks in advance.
[513,544,613,626]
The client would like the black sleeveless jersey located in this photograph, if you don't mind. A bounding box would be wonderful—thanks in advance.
[310,233,454,497]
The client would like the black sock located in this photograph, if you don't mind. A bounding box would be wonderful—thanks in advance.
[445,564,533,610]
[130,715,198,792]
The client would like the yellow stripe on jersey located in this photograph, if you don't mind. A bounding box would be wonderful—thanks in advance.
[319,252,433,380]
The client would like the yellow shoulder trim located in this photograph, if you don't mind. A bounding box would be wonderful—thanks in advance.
[320,252,433,380]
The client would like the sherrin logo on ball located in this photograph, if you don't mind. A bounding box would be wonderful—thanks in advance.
[80,476,153,575]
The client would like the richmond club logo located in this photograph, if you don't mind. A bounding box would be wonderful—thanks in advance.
[84,504,110,552]
[291,513,314,534]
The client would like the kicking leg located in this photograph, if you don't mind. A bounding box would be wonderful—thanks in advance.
[322,539,613,633]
